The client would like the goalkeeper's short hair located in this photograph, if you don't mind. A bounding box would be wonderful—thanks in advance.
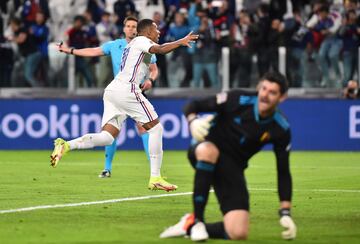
[261,72,289,95]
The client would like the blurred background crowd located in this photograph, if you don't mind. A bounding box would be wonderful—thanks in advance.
[0,0,359,90]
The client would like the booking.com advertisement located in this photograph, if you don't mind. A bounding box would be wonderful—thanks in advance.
[0,98,359,150]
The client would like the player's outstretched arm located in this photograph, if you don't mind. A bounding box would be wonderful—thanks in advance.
[57,42,104,57]
[149,31,199,55]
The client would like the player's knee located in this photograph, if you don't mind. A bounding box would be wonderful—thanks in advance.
[136,123,147,135]
[195,142,219,164]
[99,130,115,146]
[147,122,163,135]
[224,210,249,240]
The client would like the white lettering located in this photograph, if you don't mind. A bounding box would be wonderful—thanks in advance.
[2,114,24,138]
[71,105,80,137]
[26,114,48,138]
[181,115,189,138]
[349,106,360,138]
[81,114,101,135]
[160,114,180,138]
[49,105,70,138]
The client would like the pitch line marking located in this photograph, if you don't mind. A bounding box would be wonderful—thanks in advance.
[1,188,359,214]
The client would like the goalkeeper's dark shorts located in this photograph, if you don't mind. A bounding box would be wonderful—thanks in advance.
[187,143,249,214]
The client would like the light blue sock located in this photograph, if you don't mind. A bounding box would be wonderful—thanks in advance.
[104,140,116,171]
[141,133,150,161]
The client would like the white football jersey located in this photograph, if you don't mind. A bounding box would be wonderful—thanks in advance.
[106,36,155,92]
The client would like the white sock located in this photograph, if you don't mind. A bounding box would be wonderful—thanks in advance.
[147,123,163,177]
[68,131,114,150]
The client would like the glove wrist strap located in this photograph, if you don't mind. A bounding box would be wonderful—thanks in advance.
[279,208,291,217]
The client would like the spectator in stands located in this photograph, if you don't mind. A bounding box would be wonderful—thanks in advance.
[269,0,301,21]
[96,11,118,86]
[208,0,231,50]
[30,11,49,86]
[167,11,193,87]
[84,10,100,48]
[140,0,165,19]
[96,11,118,44]
[113,0,137,33]
[67,15,95,87]
[267,19,283,73]
[284,11,313,87]
[339,9,359,87]
[164,1,177,25]
[343,80,360,99]
[0,15,14,87]
[192,13,219,88]
[229,9,256,87]
[87,0,106,24]
[307,4,342,88]
[344,0,359,13]
[153,11,169,87]
[10,17,42,87]
[84,10,100,86]
[242,0,263,15]
[254,3,272,77]
[21,0,50,27]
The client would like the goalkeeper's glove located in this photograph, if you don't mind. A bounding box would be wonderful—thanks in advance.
[279,208,297,240]
[189,115,215,142]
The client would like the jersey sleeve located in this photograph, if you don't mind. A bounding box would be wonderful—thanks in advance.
[183,93,224,117]
[136,36,156,54]
[100,41,112,56]
[223,89,258,112]
[150,54,157,63]
[273,129,292,202]
[182,89,251,116]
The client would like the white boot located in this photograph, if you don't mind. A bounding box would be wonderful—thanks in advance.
[190,221,209,242]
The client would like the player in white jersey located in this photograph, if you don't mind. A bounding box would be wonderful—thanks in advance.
[50,19,199,191]
[57,16,158,180]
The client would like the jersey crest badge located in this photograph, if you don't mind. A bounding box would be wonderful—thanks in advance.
[260,132,271,142]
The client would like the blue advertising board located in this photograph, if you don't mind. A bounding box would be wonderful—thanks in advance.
[0,98,359,150]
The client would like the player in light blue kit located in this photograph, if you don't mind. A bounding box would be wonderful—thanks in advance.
[57,17,167,188]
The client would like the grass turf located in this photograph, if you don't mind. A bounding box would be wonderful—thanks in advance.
[0,150,359,243]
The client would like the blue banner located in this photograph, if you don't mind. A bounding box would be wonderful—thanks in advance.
[0,98,359,150]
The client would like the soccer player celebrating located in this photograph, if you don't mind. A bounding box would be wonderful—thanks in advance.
[160,72,297,240]
[51,19,199,191]
[57,16,158,179]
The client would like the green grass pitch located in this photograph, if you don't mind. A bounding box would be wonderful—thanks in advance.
[0,150,359,243]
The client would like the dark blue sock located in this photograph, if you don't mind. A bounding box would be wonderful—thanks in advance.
[193,160,215,222]
[205,222,229,239]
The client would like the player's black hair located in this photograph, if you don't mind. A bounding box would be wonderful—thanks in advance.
[137,19,154,34]
[261,72,288,95]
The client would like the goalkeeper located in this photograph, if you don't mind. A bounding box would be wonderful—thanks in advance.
[160,72,296,241]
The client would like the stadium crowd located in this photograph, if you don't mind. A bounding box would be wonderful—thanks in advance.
[0,0,359,89]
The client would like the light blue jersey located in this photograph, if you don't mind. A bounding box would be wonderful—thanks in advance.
[101,39,157,77]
